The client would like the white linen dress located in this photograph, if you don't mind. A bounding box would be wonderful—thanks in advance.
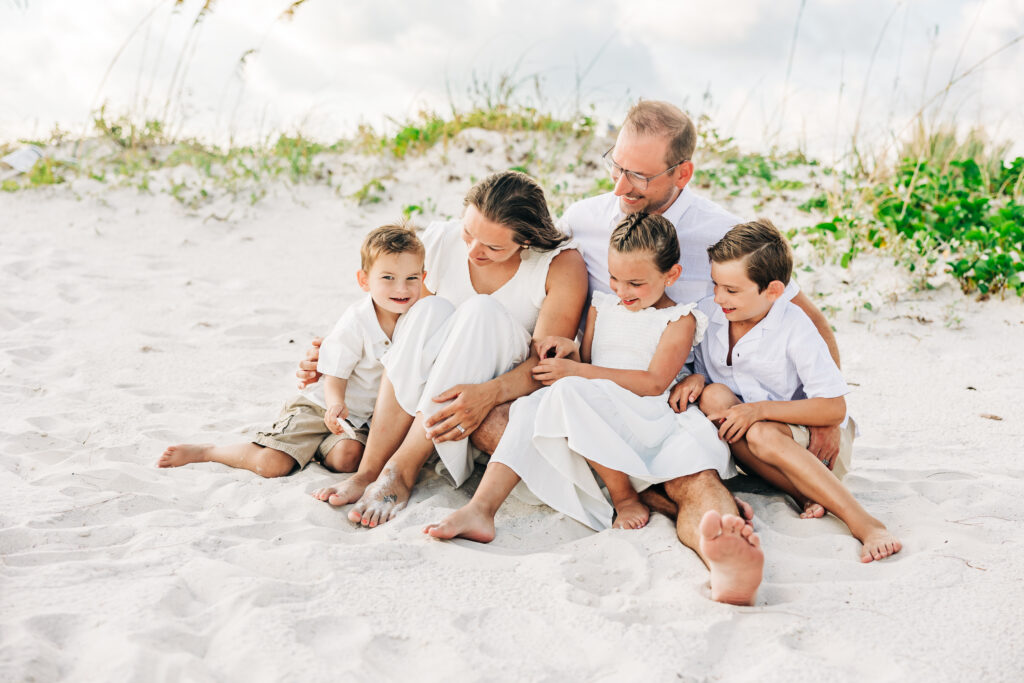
[491,291,735,530]
[381,220,578,487]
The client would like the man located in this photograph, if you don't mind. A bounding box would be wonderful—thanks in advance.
[300,100,841,604]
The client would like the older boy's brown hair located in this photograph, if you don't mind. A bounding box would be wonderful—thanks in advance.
[360,222,425,271]
[707,219,792,292]
[623,100,697,168]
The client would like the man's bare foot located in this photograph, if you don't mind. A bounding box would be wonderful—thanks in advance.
[857,524,902,563]
[801,501,826,519]
[612,498,650,529]
[423,502,496,543]
[311,473,375,507]
[347,468,410,527]
[158,444,212,468]
[699,509,764,606]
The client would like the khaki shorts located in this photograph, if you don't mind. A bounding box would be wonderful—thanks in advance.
[788,416,856,480]
[253,395,368,469]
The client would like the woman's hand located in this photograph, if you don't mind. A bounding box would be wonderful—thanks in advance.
[534,335,578,360]
[425,382,501,443]
[532,357,585,385]
[296,337,323,389]
[668,374,705,413]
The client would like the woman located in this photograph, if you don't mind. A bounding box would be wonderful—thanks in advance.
[308,171,588,527]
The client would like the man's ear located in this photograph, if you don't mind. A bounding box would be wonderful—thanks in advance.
[675,160,695,190]
[356,269,370,292]
[765,280,786,300]
[665,263,683,286]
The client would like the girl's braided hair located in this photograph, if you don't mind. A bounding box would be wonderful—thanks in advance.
[609,212,680,273]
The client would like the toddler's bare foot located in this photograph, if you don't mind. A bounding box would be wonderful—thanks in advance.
[348,468,410,527]
[158,444,212,468]
[612,498,650,529]
[423,503,496,543]
[734,497,754,524]
[312,473,375,507]
[858,523,902,563]
[699,510,764,606]
[801,501,826,519]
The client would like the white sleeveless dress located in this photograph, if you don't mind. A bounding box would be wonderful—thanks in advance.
[382,220,578,487]
[491,291,734,531]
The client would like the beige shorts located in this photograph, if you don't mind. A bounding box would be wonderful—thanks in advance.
[253,395,368,469]
[788,417,856,480]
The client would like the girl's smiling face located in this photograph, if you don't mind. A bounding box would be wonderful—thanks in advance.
[607,248,680,310]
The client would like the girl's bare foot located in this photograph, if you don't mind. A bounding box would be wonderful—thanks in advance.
[699,510,764,606]
[423,503,496,543]
[348,468,410,527]
[158,444,212,468]
[801,501,826,518]
[612,498,650,529]
[858,524,902,563]
[312,473,375,507]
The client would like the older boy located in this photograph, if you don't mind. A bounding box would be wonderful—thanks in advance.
[673,219,901,562]
[159,224,426,478]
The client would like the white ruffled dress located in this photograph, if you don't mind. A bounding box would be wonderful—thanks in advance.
[491,290,734,530]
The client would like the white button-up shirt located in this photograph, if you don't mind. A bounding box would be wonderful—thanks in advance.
[303,294,392,428]
[694,296,851,425]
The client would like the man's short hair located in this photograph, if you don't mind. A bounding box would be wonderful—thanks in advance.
[623,100,697,167]
[707,219,793,291]
[360,222,425,271]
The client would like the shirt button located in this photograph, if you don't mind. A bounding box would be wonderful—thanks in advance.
[384,341,390,345]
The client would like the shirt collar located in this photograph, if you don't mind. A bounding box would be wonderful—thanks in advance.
[610,186,693,227]
[356,294,391,344]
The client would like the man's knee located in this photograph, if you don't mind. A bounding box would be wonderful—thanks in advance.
[664,469,723,502]
[470,403,509,455]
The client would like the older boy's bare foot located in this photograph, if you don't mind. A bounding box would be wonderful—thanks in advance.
[699,510,764,606]
[612,498,650,529]
[423,503,496,543]
[858,524,902,563]
[158,444,212,468]
[801,501,826,518]
[311,473,375,506]
[348,468,410,527]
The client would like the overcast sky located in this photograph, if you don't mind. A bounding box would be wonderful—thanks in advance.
[2,0,1022,160]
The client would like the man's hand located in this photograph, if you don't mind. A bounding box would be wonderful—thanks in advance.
[807,424,841,470]
[668,374,705,413]
[706,402,763,444]
[533,335,577,360]
[426,382,500,443]
[532,357,583,385]
[324,402,349,435]
[296,337,323,389]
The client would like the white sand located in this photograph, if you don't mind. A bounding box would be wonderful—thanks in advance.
[3,132,1024,681]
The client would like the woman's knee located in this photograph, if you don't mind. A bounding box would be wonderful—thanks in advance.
[744,422,787,463]
[255,448,297,478]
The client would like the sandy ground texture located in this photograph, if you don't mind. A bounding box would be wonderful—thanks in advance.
[3,132,1024,681]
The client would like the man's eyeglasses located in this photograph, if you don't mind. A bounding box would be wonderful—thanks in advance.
[601,147,687,191]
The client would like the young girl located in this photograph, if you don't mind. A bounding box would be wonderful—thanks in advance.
[424,212,733,541]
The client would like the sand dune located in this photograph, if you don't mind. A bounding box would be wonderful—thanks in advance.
[2,136,1023,681]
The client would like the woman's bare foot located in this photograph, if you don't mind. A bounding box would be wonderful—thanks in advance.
[612,498,650,529]
[312,472,375,507]
[347,468,410,527]
[699,509,764,606]
[801,501,826,518]
[857,523,902,563]
[423,502,496,543]
[158,444,212,468]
